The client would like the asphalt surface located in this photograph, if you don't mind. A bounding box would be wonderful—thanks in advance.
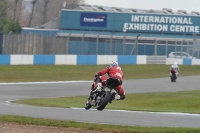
[0,76,200,128]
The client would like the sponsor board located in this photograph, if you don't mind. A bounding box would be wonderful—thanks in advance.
[123,15,200,33]
[80,13,107,27]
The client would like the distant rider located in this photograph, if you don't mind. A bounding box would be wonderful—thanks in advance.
[91,61,125,100]
[170,62,180,81]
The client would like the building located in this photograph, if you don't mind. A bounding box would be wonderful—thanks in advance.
[16,5,200,58]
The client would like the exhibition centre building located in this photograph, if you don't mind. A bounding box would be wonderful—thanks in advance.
[19,5,200,57]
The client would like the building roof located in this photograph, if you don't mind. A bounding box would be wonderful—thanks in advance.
[74,4,200,16]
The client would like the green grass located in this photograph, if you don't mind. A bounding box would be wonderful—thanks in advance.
[0,115,200,133]
[0,65,200,82]
[14,90,200,114]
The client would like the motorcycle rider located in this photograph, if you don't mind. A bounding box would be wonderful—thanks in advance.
[170,62,180,81]
[91,61,125,100]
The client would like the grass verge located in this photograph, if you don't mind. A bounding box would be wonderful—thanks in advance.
[0,65,200,82]
[0,115,200,133]
[14,90,200,114]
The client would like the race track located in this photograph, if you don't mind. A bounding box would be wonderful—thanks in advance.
[0,76,200,128]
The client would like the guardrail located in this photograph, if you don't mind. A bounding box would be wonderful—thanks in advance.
[0,55,199,65]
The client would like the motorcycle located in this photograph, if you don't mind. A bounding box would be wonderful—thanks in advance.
[170,69,177,82]
[85,76,121,111]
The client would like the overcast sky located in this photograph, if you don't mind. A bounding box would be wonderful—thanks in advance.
[86,0,200,13]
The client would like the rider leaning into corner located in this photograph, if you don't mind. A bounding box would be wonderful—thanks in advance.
[170,62,180,81]
[90,61,126,100]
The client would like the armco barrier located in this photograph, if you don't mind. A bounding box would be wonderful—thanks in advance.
[192,59,200,65]
[0,55,10,65]
[166,58,183,65]
[166,58,200,65]
[0,54,200,65]
[1,55,143,65]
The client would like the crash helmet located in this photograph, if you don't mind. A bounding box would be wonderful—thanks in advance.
[109,61,118,67]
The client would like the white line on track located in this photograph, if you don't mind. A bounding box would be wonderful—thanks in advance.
[5,100,16,104]
[0,81,91,85]
[71,107,200,117]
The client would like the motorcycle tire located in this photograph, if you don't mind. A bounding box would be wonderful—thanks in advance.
[171,74,175,82]
[85,99,92,110]
[171,77,173,82]
[97,91,111,111]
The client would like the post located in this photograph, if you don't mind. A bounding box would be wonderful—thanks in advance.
[32,34,34,54]
[53,36,56,54]
[123,27,127,55]
[165,40,168,57]
[37,34,42,54]
[66,33,72,54]
[198,39,200,59]
[154,39,157,56]
[181,40,183,58]
[82,33,86,54]
[110,33,113,55]
[96,33,101,55]
[7,31,13,54]
[123,35,126,55]
[187,41,189,54]
[131,33,140,55]
[28,33,31,55]
[23,34,26,54]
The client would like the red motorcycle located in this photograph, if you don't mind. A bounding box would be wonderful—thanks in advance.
[85,76,121,111]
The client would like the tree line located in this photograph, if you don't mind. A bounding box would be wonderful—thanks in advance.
[0,0,85,33]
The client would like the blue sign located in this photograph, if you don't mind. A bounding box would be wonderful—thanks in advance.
[61,10,200,34]
[80,13,107,27]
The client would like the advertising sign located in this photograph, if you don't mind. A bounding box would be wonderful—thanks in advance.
[80,13,107,27]
[123,15,200,33]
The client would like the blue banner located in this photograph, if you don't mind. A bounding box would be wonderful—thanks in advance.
[61,10,200,34]
[80,13,107,27]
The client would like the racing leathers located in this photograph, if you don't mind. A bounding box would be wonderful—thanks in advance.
[170,64,180,79]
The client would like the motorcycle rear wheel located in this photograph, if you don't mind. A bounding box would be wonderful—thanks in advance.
[97,91,111,111]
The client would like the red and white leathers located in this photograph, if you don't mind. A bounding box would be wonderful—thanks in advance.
[170,62,180,77]
[92,66,125,100]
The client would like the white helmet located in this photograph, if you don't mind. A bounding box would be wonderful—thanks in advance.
[174,62,178,65]
[109,61,118,67]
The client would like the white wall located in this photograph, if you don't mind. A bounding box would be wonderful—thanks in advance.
[55,55,77,65]
[10,55,33,65]
[166,58,183,65]
[137,55,147,64]
[97,55,118,65]
[192,59,200,65]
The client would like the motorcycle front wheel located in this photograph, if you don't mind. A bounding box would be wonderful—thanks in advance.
[85,98,92,110]
[171,74,176,82]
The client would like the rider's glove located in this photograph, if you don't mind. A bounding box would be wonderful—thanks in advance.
[94,72,101,77]
[94,74,99,77]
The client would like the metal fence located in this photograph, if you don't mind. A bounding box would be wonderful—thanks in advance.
[192,34,200,58]
[2,33,200,59]
[3,34,68,54]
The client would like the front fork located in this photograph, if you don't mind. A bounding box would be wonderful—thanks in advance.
[89,88,103,106]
